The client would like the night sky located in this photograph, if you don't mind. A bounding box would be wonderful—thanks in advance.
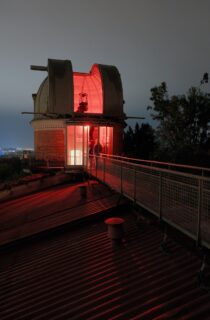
[1,0,210,148]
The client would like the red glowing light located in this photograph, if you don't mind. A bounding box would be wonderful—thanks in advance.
[67,125,113,166]
[70,149,82,165]
[73,65,103,114]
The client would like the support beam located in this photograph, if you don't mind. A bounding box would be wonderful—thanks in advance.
[125,116,145,120]
[30,65,47,71]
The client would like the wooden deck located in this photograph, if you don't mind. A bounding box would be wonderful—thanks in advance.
[1,212,210,320]
[0,180,123,246]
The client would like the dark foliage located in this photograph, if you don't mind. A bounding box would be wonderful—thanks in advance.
[0,158,22,182]
[147,78,210,165]
[123,123,156,159]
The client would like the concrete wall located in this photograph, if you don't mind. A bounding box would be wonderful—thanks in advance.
[0,173,71,203]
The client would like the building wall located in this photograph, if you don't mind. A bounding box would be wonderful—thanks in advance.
[34,129,65,162]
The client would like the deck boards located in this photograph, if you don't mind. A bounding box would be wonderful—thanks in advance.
[1,212,210,320]
[0,180,122,246]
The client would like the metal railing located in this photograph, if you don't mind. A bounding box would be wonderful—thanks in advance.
[99,153,210,177]
[86,154,210,249]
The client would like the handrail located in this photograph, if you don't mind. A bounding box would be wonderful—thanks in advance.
[90,154,210,181]
[99,153,210,176]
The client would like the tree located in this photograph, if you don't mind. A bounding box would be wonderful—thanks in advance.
[123,125,134,155]
[147,80,210,164]
[123,123,156,159]
[0,158,22,182]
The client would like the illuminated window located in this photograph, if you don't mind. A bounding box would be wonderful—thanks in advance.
[67,125,113,166]
[70,150,82,165]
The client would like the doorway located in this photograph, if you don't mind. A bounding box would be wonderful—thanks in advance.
[67,124,113,166]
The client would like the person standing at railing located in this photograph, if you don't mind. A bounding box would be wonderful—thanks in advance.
[94,143,102,156]
[93,143,102,174]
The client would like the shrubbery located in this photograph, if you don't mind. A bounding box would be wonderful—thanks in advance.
[0,158,22,182]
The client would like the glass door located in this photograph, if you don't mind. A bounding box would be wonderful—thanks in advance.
[67,125,88,165]
[67,124,113,166]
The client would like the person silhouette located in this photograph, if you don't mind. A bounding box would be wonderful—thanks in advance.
[94,143,102,156]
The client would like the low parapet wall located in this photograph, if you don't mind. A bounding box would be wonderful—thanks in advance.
[0,172,71,203]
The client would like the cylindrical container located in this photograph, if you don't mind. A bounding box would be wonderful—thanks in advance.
[105,217,125,240]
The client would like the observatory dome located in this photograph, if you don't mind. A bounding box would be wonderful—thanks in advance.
[34,77,49,118]
[31,59,124,165]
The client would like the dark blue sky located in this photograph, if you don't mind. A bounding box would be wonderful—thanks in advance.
[1,0,210,148]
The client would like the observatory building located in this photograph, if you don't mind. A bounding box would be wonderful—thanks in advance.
[31,59,124,167]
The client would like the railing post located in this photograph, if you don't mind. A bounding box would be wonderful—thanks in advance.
[196,178,203,247]
[96,155,98,178]
[103,156,106,182]
[134,168,136,202]
[89,155,91,176]
[159,172,162,220]
[120,161,123,194]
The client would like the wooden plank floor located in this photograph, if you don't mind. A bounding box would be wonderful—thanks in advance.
[1,213,210,320]
[0,180,122,246]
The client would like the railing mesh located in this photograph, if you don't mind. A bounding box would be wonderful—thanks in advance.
[86,155,210,249]
[162,173,198,238]
[135,170,160,215]
[201,180,210,245]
